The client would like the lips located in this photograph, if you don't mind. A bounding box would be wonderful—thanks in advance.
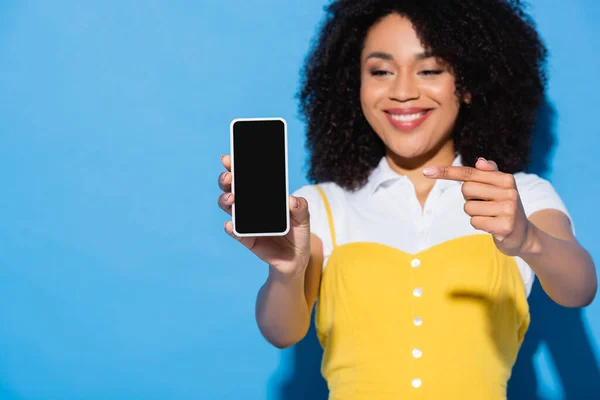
[384,108,433,132]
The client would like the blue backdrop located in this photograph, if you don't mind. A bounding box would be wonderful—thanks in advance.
[0,1,598,399]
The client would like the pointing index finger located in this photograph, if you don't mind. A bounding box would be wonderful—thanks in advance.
[424,165,498,185]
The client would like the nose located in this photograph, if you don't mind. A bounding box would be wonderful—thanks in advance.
[389,70,419,102]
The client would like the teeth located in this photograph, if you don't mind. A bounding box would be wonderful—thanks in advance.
[390,112,426,122]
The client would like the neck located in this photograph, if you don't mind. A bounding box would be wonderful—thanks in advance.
[385,139,456,192]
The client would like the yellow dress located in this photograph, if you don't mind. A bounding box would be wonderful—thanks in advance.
[313,185,530,400]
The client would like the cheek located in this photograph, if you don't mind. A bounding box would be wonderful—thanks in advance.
[361,78,387,108]
[424,79,460,115]
[360,84,376,121]
[360,83,372,107]
[359,82,368,107]
[360,82,385,134]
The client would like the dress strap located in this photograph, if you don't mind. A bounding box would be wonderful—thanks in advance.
[314,184,337,248]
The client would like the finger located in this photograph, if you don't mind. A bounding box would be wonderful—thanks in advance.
[464,200,512,217]
[221,155,231,171]
[424,165,515,188]
[424,165,488,183]
[475,157,498,172]
[461,181,512,201]
[218,171,232,192]
[290,196,310,225]
[469,216,496,232]
[224,221,258,250]
[218,192,234,215]
[469,216,512,239]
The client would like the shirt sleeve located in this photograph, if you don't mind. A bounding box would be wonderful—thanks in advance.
[514,172,575,297]
[292,184,333,269]
[516,172,574,231]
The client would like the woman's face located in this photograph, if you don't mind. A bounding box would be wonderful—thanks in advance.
[360,13,463,160]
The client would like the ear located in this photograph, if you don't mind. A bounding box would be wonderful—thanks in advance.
[463,92,472,104]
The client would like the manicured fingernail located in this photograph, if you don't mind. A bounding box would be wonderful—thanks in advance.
[423,167,436,177]
[478,157,487,163]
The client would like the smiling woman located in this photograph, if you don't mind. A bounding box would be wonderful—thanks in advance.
[215,0,597,399]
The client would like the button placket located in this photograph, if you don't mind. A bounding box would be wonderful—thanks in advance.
[409,257,424,390]
[412,348,423,358]
[416,225,430,252]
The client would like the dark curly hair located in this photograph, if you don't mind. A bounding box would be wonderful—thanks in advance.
[297,0,548,191]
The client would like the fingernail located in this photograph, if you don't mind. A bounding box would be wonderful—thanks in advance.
[293,196,299,208]
[423,167,436,177]
[225,193,232,201]
[478,157,487,163]
[220,172,226,182]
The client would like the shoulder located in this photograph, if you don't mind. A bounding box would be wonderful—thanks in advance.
[513,170,576,239]
[293,182,349,211]
[513,171,569,216]
[512,171,553,203]
[513,171,552,190]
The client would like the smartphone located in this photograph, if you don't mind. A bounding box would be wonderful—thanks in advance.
[229,117,290,237]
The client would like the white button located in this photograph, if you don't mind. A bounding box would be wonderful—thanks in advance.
[412,348,422,358]
[412,378,422,388]
[413,288,423,297]
[411,258,421,268]
[414,317,423,326]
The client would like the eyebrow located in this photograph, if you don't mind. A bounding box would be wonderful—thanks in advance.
[364,51,436,61]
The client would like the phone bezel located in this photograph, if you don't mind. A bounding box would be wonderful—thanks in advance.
[229,117,290,237]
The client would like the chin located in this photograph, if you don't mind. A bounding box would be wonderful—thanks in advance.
[383,138,429,160]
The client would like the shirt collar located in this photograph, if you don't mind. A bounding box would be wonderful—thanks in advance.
[367,153,464,195]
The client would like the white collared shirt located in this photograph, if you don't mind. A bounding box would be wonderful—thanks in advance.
[293,155,573,297]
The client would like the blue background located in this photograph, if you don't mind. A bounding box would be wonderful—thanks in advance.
[0,1,598,399]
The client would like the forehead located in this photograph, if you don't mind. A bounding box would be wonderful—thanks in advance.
[362,13,426,55]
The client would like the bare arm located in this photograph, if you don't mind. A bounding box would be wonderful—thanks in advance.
[520,209,597,307]
[217,155,323,348]
[425,159,597,308]
[255,234,323,348]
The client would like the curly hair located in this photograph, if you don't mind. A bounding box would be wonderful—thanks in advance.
[297,0,548,191]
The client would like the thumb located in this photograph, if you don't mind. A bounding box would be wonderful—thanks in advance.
[290,196,310,225]
[476,157,498,171]
[224,221,258,250]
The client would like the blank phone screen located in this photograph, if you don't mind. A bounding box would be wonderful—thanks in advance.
[231,119,288,235]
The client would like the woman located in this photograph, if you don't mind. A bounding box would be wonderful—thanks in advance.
[217,0,596,398]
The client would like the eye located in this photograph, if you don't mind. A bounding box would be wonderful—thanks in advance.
[370,70,391,76]
[420,70,443,76]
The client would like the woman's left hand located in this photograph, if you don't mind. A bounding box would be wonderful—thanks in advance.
[423,157,533,257]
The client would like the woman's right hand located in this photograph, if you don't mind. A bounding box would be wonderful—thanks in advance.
[217,155,312,277]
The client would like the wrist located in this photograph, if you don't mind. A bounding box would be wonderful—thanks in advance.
[518,221,543,257]
[267,258,309,285]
